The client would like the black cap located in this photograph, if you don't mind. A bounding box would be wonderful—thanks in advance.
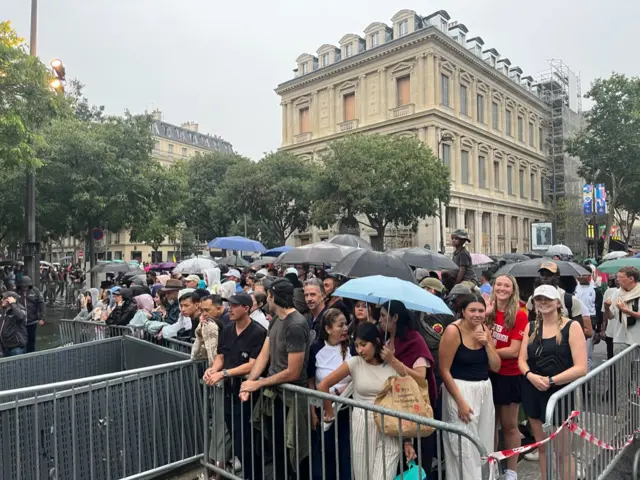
[227,293,253,308]
[267,277,294,298]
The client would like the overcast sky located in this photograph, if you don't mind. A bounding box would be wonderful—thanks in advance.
[3,0,638,160]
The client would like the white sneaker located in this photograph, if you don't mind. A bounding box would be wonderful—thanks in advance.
[504,468,517,480]
[233,457,242,472]
[524,450,539,461]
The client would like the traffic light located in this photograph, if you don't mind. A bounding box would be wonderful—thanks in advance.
[50,58,66,92]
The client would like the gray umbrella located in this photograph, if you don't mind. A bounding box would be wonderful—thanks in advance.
[389,247,458,271]
[173,257,218,275]
[500,253,530,263]
[331,250,416,284]
[276,242,357,266]
[90,262,141,274]
[493,258,589,278]
[218,255,251,268]
[327,234,372,250]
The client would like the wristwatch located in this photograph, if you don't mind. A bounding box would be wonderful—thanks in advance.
[222,369,229,378]
[548,376,555,386]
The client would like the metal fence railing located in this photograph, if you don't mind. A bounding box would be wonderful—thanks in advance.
[0,335,205,480]
[201,379,491,480]
[544,344,640,480]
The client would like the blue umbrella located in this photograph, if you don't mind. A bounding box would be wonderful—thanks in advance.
[333,275,452,315]
[208,236,266,252]
[263,245,293,257]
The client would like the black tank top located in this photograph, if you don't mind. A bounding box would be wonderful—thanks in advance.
[449,324,489,381]
[526,320,574,376]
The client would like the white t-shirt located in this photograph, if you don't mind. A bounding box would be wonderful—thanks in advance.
[603,288,626,343]
[308,342,352,389]
[250,309,269,330]
[346,355,397,404]
[575,285,596,316]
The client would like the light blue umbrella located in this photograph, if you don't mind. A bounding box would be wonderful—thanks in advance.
[333,275,452,315]
[263,245,293,257]
[208,236,266,252]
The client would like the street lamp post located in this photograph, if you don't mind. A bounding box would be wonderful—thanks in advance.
[24,0,39,282]
[437,132,454,255]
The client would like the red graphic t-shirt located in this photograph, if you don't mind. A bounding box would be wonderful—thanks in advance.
[491,309,528,376]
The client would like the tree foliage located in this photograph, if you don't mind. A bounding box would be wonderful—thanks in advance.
[312,134,450,250]
[566,73,640,253]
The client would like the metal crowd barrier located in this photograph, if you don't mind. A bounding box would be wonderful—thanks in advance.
[201,379,491,480]
[0,335,205,480]
[544,344,640,480]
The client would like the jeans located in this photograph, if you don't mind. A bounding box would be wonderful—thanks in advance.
[26,323,38,353]
[224,387,262,480]
[2,346,25,357]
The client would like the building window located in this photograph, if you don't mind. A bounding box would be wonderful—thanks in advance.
[399,20,408,36]
[529,122,535,146]
[477,94,485,123]
[131,251,142,262]
[492,102,499,130]
[506,110,512,136]
[397,76,410,106]
[344,44,352,58]
[371,32,379,47]
[530,173,536,200]
[441,74,450,107]
[493,161,500,190]
[299,107,309,133]
[461,150,470,184]
[459,85,468,115]
[442,143,451,169]
[301,63,308,75]
[343,93,356,121]
[446,207,457,229]
[507,165,513,194]
[541,177,546,201]
[114,251,123,261]
[441,19,448,32]
[539,127,544,151]
[519,169,525,197]
[181,147,187,157]
[518,116,524,141]
[321,53,330,66]
[168,144,174,154]
[478,155,486,188]
[151,251,163,263]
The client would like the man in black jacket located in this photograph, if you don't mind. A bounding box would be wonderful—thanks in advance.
[16,276,46,352]
[0,292,28,357]
[106,288,137,326]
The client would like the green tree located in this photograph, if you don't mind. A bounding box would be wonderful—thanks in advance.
[0,21,61,168]
[312,134,450,250]
[222,151,316,245]
[566,74,640,254]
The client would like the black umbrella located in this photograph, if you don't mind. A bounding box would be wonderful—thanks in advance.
[500,253,530,263]
[218,255,251,268]
[331,250,416,284]
[493,258,589,278]
[90,262,141,274]
[0,259,20,267]
[389,247,458,271]
[251,258,276,268]
[327,234,372,250]
[276,242,356,266]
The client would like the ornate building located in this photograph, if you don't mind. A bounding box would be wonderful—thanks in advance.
[276,9,558,254]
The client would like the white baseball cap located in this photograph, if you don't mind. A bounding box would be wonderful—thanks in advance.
[285,267,298,275]
[533,285,559,300]
[224,268,241,279]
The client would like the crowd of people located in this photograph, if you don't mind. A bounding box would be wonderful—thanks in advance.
[3,229,637,480]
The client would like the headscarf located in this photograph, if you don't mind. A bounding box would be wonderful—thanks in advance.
[217,281,236,301]
[134,294,154,312]
[86,288,99,309]
[203,268,221,290]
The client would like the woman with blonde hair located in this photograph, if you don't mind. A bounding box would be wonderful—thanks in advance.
[518,285,587,480]
[485,274,529,480]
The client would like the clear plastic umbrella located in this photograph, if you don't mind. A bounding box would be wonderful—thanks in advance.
[602,251,628,261]
[546,244,573,257]
[173,257,218,275]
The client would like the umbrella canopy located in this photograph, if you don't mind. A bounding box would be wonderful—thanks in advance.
[217,255,251,268]
[500,253,530,263]
[40,260,53,268]
[251,258,276,268]
[174,257,218,275]
[276,242,356,266]
[327,234,372,250]
[334,275,452,315]
[149,261,176,271]
[331,250,416,284]
[470,253,494,265]
[389,247,458,271]
[602,251,628,261]
[90,261,140,274]
[524,251,544,259]
[493,258,589,278]
[208,236,265,252]
[546,244,573,257]
[597,258,640,275]
[0,259,20,266]
[262,246,293,257]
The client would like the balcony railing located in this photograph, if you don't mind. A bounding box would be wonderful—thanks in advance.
[294,132,313,144]
[338,119,359,132]
[390,103,415,118]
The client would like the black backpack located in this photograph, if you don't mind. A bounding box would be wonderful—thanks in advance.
[416,312,455,376]
[620,298,640,327]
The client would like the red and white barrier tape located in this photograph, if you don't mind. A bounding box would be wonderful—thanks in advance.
[486,410,639,480]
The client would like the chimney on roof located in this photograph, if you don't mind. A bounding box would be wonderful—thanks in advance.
[151,109,162,121]
[521,76,533,91]
[483,48,499,68]
[496,58,511,76]
[509,66,523,84]
[181,122,199,132]
[466,37,484,58]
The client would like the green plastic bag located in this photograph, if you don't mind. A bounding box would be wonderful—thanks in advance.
[394,461,427,480]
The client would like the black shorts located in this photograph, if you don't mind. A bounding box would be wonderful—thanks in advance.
[521,379,575,423]
[490,372,522,405]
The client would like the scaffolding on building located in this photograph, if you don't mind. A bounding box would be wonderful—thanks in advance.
[535,60,585,255]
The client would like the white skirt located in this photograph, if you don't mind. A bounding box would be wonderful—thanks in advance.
[442,378,495,480]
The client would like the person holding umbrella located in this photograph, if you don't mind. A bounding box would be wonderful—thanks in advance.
[450,230,478,288]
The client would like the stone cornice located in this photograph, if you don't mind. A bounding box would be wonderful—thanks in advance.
[276,26,549,114]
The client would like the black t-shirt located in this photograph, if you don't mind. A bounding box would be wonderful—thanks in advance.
[452,247,477,283]
[217,320,267,372]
